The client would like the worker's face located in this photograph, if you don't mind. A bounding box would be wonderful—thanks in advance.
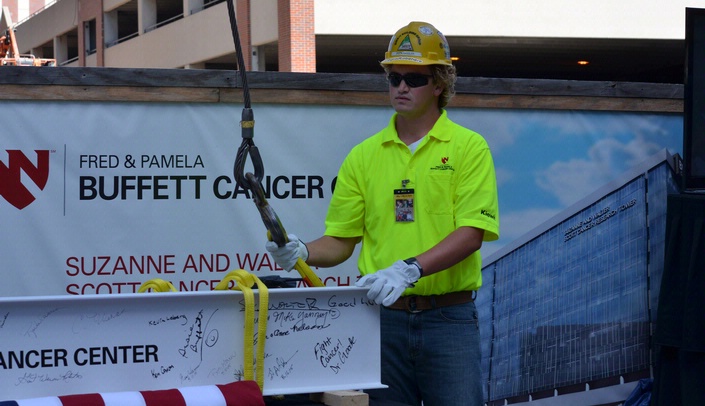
[387,65,442,117]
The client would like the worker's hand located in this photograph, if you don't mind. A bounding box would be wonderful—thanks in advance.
[355,260,421,306]
[265,234,309,272]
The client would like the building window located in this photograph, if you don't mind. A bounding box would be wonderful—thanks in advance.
[85,19,97,55]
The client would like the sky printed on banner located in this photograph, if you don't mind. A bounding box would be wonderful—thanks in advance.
[448,109,684,258]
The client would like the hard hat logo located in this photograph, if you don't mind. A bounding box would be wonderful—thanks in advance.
[437,31,452,61]
[381,22,452,66]
[418,26,434,36]
[397,35,415,52]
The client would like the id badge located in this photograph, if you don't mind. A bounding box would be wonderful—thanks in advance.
[394,188,414,222]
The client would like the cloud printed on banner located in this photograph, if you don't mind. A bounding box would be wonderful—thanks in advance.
[476,111,683,258]
[534,116,674,207]
[493,167,513,187]
[536,135,663,207]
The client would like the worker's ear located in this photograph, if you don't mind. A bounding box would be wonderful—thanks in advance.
[434,85,443,97]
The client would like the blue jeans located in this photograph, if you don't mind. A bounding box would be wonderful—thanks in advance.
[368,301,483,406]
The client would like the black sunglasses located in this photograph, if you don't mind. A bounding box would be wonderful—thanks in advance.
[387,72,434,88]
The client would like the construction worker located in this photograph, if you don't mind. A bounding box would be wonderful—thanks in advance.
[266,21,499,406]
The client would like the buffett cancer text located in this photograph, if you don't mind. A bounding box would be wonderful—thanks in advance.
[78,175,329,200]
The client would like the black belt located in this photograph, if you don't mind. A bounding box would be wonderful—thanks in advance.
[386,291,476,313]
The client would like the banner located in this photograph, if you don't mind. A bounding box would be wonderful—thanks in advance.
[1,101,683,297]
[1,102,389,297]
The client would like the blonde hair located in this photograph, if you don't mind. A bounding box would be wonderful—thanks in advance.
[431,64,457,108]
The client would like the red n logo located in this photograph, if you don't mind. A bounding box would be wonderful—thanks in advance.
[0,150,50,209]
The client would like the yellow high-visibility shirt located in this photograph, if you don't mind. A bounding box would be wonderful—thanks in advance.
[324,110,500,296]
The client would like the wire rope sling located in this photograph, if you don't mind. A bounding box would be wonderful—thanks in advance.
[225,0,323,288]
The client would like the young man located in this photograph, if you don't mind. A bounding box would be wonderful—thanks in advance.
[266,21,500,406]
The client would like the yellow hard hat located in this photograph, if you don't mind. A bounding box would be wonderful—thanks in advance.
[381,21,452,66]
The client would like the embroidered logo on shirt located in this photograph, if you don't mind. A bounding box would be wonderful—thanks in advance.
[430,156,454,171]
[481,209,497,220]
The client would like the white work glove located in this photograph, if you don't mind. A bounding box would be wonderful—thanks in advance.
[355,260,421,306]
[265,234,309,272]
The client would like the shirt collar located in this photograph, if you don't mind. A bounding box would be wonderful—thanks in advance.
[380,109,451,145]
